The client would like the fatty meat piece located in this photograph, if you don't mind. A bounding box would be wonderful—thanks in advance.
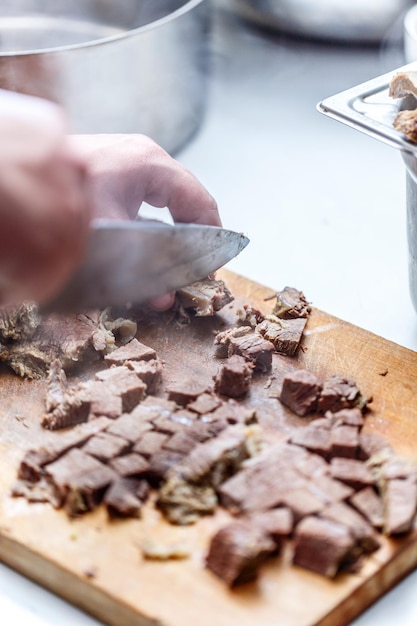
[317,375,360,413]
[124,358,164,394]
[228,331,274,372]
[157,476,218,524]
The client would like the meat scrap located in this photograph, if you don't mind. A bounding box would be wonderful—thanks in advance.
[389,71,417,99]
[104,337,156,365]
[393,109,417,143]
[104,477,149,518]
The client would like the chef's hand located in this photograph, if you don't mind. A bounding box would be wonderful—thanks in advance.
[0,90,91,308]
[68,134,221,310]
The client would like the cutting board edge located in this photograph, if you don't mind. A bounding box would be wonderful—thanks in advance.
[0,531,158,626]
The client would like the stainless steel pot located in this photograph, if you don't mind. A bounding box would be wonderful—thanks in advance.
[231,0,414,43]
[0,0,210,154]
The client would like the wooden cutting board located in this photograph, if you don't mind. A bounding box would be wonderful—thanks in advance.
[1,268,417,626]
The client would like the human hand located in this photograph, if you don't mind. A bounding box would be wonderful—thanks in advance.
[0,90,91,308]
[68,134,221,310]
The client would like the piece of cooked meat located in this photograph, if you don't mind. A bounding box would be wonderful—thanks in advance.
[393,109,417,143]
[206,520,277,586]
[176,278,234,316]
[213,354,254,398]
[257,317,307,356]
[280,369,322,416]
[389,71,417,99]
[273,287,311,319]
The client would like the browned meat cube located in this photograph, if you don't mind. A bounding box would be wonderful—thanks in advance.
[317,376,360,413]
[140,395,178,412]
[273,286,311,319]
[214,326,253,359]
[104,477,149,518]
[280,487,325,522]
[172,426,249,487]
[104,338,156,365]
[17,416,112,481]
[326,408,364,428]
[133,431,170,458]
[319,502,380,553]
[166,380,210,407]
[81,432,130,462]
[109,453,150,478]
[106,412,153,443]
[81,381,123,419]
[309,474,354,504]
[206,520,276,586]
[187,392,222,415]
[330,425,359,459]
[147,450,186,485]
[94,368,146,413]
[44,448,117,515]
[177,278,234,316]
[257,317,306,356]
[349,487,384,529]
[125,358,164,394]
[384,478,417,535]
[330,458,375,491]
[247,508,294,546]
[280,369,322,416]
[229,332,274,372]
[358,432,393,461]
[163,431,200,455]
[293,516,360,578]
[290,422,332,459]
[213,355,254,398]
[42,390,91,430]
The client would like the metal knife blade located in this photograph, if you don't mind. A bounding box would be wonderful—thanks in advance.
[43,219,250,312]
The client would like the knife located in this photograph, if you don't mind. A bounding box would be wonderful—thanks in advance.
[43,219,250,312]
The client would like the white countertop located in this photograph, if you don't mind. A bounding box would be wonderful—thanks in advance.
[2,3,417,625]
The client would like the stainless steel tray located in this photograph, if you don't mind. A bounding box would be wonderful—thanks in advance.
[317,60,417,156]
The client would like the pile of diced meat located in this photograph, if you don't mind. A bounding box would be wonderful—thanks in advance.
[10,281,417,588]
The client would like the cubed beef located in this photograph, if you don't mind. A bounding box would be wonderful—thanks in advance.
[133,431,170,458]
[104,477,148,518]
[272,286,311,319]
[106,412,153,443]
[81,432,130,462]
[257,317,306,356]
[206,520,276,586]
[228,332,274,372]
[280,370,322,416]
[290,422,332,458]
[330,425,359,459]
[293,516,361,578]
[166,380,210,407]
[330,458,375,491]
[104,338,155,366]
[213,355,254,398]
[317,376,360,413]
[383,478,417,535]
[349,487,384,529]
[125,358,164,394]
[319,502,380,553]
[358,432,394,461]
[187,393,222,415]
[247,508,294,546]
[109,453,150,478]
[325,408,364,428]
[176,278,234,316]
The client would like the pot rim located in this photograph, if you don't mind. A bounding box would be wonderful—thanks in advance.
[0,0,206,57]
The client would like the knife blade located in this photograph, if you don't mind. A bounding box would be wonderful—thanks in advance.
[43,219,250,312]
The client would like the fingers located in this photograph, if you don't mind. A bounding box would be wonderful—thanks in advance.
[68,134,221,227]
[147,292,176,312]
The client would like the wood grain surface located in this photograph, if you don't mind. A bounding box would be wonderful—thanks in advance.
[1,268,417,626]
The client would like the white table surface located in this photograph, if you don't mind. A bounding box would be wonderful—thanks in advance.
[2,3,417,625]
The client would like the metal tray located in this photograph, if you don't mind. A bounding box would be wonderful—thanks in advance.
[317,60,417,156]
